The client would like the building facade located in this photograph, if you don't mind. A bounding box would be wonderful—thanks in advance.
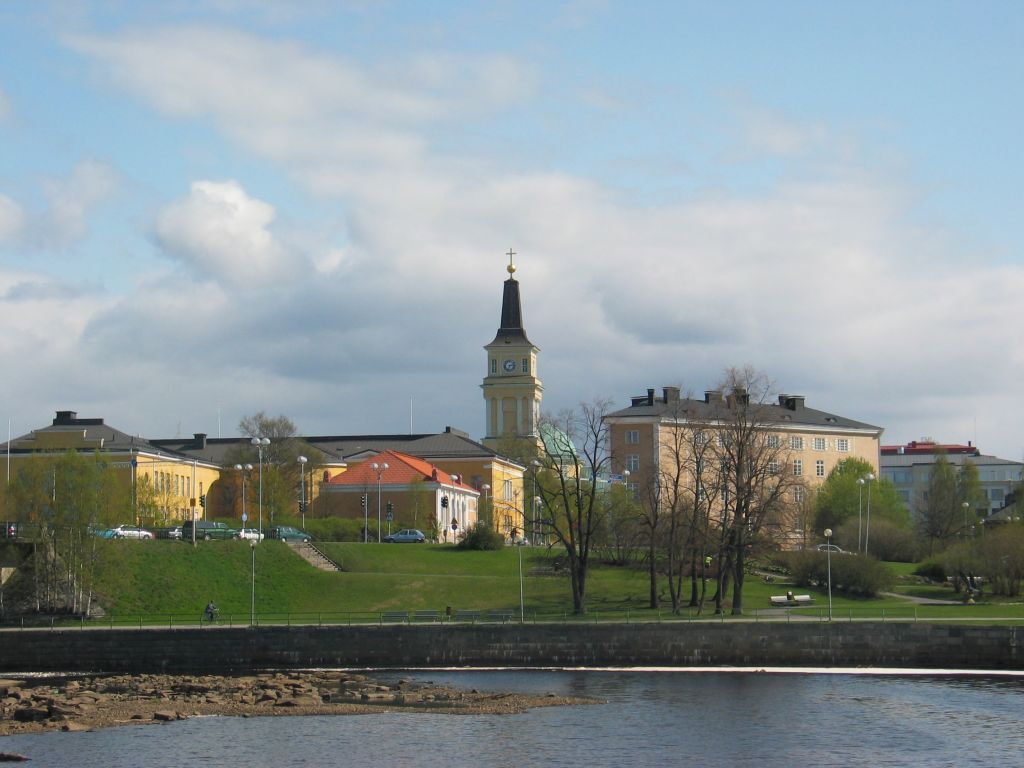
[880,440,1024,517]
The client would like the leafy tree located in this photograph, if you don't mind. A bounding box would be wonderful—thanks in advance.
[813,458,908,548]
[918,453,982,550]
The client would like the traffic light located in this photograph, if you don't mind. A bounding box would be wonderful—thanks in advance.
[199,494,206,509]
[386,501,394,515]
[360,494,367,508]
[441,495,448,509]
[298,501,306,514]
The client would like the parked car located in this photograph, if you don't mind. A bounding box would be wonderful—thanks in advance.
[1,522,16,539]
[383,528,426,543]
[154,526,183,540]
[234,528,264,541]
[180,521,238,540]
[110,525,155,540]
[815,544,843,553]
[266,526,312,543]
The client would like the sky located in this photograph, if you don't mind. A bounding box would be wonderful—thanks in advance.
[1,1,1022,459]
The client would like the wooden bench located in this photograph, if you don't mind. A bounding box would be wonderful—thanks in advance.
[769,594,814,606]
[380,611,409,624]
[488,610,515,623]
[452,610,481,623]
[413,610,441,623]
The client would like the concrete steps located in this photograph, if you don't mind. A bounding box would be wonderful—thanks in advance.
[287,542,342,572]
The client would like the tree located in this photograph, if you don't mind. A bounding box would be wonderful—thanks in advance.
[917,453,982,550]
[813,458,909,548]
[535,399,614,614]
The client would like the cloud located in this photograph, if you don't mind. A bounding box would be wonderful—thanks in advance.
[153,180,296,286]
[33,22,1024,459]
[33,161,119,249]
[0,194,25,242]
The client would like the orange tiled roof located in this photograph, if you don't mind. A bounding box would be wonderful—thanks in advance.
[326,449,476,491]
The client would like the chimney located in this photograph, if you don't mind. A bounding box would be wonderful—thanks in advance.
[779,395,805,411]
[54,411,78,425]
[663,386,680,404]
[193,433,207,449]
[704,390,723,404]
[728,387,750,407]
[647,388,655,406]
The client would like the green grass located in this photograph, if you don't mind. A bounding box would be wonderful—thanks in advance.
[80,541,1024,622]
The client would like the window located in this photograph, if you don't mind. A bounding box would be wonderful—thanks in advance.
[626,454,640,472]
[813,437,826,451]
[626,482,639,499]
[794,486,805,504]
[694,431,708,446]
[767,435,780,449]
[522,358,530,373]
[490,359,497,374]
[503,480,513,501]
[815,460,825,477]
[836,438,850,452]
[790,436,804,451]
[768,460,780,474]
[625,429,639,445]
[793,460,803,477]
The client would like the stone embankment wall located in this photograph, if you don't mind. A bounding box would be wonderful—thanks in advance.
[0,623,1017,674]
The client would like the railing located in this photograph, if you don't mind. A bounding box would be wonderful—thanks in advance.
[4,604,1024,630]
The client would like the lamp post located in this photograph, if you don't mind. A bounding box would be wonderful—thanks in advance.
[518,535,525,623]
[451,474,460,536]
[962,501,970,536]
[824,528,834,621]
[251,437,270,537]
[234,463,253,531]
[481,484,490,528]
[298,455,308,531]
[250,539,257,627]
[371,461,389,543]
[856,477,865,553]
[531,459,542,543]
[863,473,875,556]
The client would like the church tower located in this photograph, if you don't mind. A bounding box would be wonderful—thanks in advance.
[482,251,543,449]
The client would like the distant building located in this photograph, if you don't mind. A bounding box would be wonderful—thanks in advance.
[880,440,1023,517]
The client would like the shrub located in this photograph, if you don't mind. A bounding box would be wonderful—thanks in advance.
[774,550,893,597]
[455,522,505,551]
[913,560,946,582]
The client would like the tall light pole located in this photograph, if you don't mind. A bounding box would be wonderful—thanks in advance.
[371,461,389,543]
[298,455,308,531]
[962,501,970,536]
[250,539,257,627]
[251,437,270,537]
[863,473,875,555]
[824,528,834,621]
[531,459,541,543]
[451,474,460,537]
[481,484,490,527]
[234,463,253,530]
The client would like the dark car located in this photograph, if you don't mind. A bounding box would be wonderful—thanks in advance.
[267,526,311,543]
[383,528,426,543]
[180,521,238,540]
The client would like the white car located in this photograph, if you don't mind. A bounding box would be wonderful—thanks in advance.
[111,525,155,540]
[234,528,264,541]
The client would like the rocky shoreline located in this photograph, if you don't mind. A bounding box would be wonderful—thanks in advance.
[0,671,597,737]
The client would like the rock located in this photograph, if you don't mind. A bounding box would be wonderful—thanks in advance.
[13,706,49,722]
[153,710,179,722]
[62,721,92,732]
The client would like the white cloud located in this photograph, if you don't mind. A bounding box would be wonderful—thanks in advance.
[153,180,295,286]
[36,23,1024,460]
[37,161,119,248]
[0,194,25,241]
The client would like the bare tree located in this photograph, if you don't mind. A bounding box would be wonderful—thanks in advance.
[535,399,614,614]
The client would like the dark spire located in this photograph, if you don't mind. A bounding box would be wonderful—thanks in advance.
[488,251,533,346]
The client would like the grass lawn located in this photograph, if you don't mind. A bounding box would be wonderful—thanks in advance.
[79,540,1024,622]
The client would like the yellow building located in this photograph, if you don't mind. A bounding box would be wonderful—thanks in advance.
[605,387,883,544]
[2,411,221,526]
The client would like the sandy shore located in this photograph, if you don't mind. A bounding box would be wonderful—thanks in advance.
[0,671,597,737]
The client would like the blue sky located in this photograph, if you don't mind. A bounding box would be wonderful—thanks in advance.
[0,1,1021,460]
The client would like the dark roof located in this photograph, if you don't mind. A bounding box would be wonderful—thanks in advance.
[881,441,979,456]
[487,276,534,347]
[306,427,514,463]
[607,388,882,432]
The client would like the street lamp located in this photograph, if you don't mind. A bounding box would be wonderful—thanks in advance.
[298,456,308,531]
[962,501,970,536]
[371,461,389,543]
[451,474,460,536]
[531,459,542,543]
[481,484,490,527]
[250,539,257,627]
[251,437,270,537]
[863,473,875,556]
[234,463,253,531]
[856,477,865,554]
[824,528,834,621]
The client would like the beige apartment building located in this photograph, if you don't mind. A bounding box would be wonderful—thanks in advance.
[605,387,883,543]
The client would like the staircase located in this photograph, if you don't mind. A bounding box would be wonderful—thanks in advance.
[287,541,343,572]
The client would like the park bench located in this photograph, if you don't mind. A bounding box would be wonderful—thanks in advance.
[380,611,409,624]
[488,610,515,623]
[452,610,481,623]
[413,610,442,623]
[769,594,814,606]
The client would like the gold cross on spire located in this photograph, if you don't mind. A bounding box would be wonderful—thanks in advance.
[506,248,517,275]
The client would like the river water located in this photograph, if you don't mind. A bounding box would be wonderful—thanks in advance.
[3,668,1022,767]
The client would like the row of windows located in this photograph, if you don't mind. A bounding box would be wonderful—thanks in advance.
[626,455,831,479]
[150,470,194,498]
[625,430,852,452]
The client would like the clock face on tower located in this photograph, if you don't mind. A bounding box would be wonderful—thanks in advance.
[503,359,517,373]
